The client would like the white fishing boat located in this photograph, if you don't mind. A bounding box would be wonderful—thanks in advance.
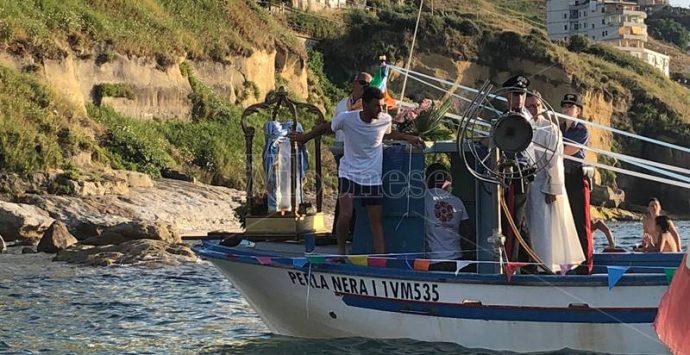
[194,68,689,354]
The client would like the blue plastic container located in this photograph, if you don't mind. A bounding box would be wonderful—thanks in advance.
[351,144,426,254]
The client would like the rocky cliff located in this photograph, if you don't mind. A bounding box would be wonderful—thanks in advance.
[0,48,307,120]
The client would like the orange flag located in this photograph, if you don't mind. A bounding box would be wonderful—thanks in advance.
[413,259,432,271]
[654,254,690,355]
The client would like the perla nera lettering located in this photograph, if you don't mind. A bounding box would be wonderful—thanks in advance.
[286,271,440,302]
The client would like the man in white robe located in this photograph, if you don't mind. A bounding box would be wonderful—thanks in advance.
[525,92,585,273]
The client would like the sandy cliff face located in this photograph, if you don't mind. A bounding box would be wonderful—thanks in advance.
[0,49,308,120]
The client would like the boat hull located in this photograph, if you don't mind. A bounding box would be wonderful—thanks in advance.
[207,257,668,354]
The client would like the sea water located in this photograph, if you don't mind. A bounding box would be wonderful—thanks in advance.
[1,221,688,354]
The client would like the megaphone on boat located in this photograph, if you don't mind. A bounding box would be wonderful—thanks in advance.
[492,112,533,154]
[457,81,561,187]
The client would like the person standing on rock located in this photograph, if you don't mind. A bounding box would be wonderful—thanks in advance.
[559,93,593,274]
[293,87,423,254]
[295,72,372,236]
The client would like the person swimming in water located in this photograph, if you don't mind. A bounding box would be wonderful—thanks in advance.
[641,215,680,253]
[640,198,681,251]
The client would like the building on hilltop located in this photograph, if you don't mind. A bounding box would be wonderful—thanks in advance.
[546,0,670,77]
[636,0,669,8]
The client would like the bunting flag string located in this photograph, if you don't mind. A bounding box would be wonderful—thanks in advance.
[224,251,679,282]
[559,264,574,276]
[348,255,368,266]
[256,256,272,265]
[606,266,630,290]
[504,262,529,282]
[413,259,432,271]
[368,257,388,268]
[455,261,472,276]
[664,268,677,283]
[306,255,326,264]
[293,257,307,268]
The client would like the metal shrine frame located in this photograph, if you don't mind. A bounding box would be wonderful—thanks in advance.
[240,87,325,216]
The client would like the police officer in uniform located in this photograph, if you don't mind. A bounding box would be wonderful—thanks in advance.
[559,93,593,274]
[500,75,535,272]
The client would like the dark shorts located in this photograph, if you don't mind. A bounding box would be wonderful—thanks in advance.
[338,178,383,206]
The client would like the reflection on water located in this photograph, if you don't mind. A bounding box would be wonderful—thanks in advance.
[0,221,688,354]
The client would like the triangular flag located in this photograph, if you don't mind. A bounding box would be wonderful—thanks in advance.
[256,256,272,265]
[368,257,387,268]
[504,262,529,282]
[306,255,326,264]
[607,266,630,290]
[293,257,307,268]
[559,264,574,276]
[665,268,677,283]
[413,259,432,271]
[348,255,368,266]
[455,261,472,276]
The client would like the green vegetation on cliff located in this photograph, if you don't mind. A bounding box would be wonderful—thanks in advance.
[0,0,302,60]
[0,66,103,173]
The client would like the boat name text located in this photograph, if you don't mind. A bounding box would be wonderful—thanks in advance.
[287,271,440,302]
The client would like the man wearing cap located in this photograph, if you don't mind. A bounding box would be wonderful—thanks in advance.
[499,75,535,271]
[560,93,593,274]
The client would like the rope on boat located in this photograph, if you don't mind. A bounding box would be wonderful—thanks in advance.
[389,65,690,155]
[398,0,424,102]
[499,196,554,275]
[388,66,690,189]
[395,144,414,231]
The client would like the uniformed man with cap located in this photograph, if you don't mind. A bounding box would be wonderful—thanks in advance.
[499,75,535,272]
[560,93,593,274]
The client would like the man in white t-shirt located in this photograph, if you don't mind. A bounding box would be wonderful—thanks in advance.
[295,72,372,235]
[424,163,473,271]
[293,87,423,254]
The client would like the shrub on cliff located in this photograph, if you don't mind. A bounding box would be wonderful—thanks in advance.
[0,65,99,174]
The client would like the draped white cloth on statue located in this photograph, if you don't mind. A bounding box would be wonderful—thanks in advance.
[527,114,585,272]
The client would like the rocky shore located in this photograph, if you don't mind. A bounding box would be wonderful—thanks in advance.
[0,170,245,266]
[0,168,671,267]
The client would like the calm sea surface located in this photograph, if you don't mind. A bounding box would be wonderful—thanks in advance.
[1,221,689,354]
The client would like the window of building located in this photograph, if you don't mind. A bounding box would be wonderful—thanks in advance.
[602,7,606,13]
[565,25,568,30]
[602,31,606,37]
[574,23,579,30]
[563,13,568,19]
[592,35,596,40]
[602,19,605,25]
[592,23,595,29]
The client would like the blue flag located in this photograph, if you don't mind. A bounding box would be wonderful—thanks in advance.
[607,266,630,290]
[293,257,307,268]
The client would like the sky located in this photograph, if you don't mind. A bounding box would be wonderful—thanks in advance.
[671,0,690,8]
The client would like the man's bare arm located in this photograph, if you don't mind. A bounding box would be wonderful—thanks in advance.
[384,131,424,147]
[292,121,333,144]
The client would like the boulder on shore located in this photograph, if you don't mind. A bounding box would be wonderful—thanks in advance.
[53,239,198,266]
[591,185,626,208]
[0,201,54,243]
[37,221,78,253]
[82,220,181,245]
